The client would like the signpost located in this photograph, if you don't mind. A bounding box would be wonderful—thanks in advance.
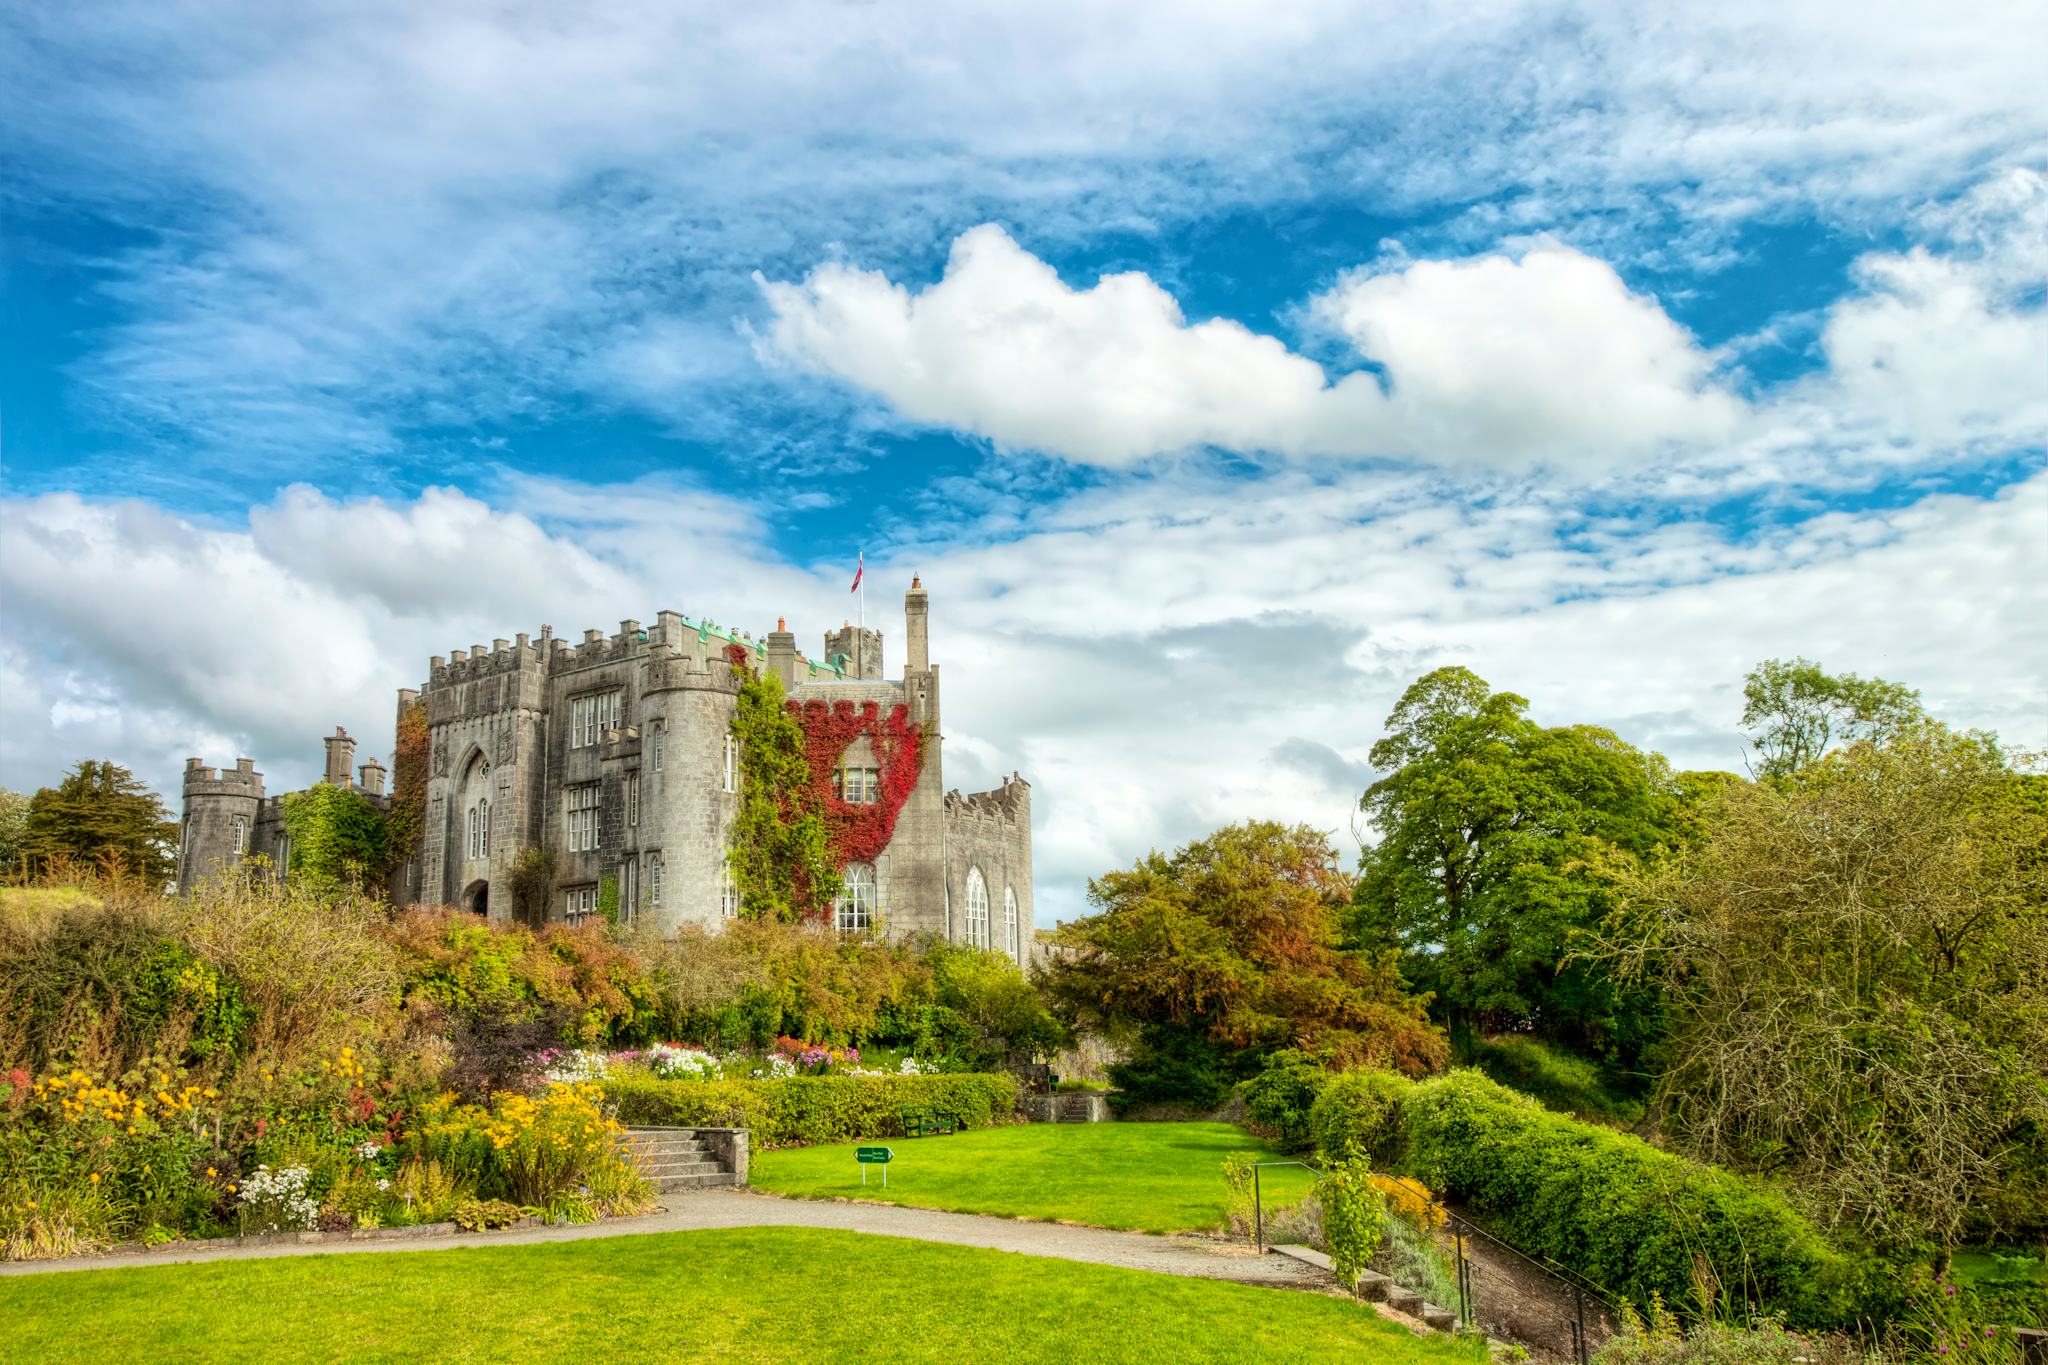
[855,1146,894,1187]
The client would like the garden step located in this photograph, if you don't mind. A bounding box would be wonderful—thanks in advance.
[1421,1304,1457,1331]
[638,1159,726,1177]
[1385,1287,1425,1315]
[1354,1270,1392,1302]
[1269,1244,1393,1301]
[653,1171,740,1191]
[628,1142,715,1158]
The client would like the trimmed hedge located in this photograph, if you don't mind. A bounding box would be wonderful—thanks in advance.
[1400,1070,1869,1327]
[604,1072,1019,1148]
[1306,1068,1409,1169]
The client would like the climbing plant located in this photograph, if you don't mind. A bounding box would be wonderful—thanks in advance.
[385,699,429,863]
[279,782,390,890]
[725,652,840,922]
[1316,1157,1388,1284]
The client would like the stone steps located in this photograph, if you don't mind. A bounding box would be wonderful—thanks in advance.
[1268,1245,1459,1333]
[621,1127,739,1193]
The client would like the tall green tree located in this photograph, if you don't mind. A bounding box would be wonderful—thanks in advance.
[1042,821,1447,1105]
[1741,656,1925,780]
[0,788,29,882]
[21,760,179,889]
[1351,667,1702,1064]
[1610,724,2048,1250]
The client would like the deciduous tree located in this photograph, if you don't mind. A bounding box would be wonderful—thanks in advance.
[1741,656,1925,780]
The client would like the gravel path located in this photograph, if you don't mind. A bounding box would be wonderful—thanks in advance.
[0,1190,1333,1291]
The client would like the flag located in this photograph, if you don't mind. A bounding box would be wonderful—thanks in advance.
[850,552,863,593]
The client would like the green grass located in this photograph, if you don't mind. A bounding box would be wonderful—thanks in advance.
[1,1228,1483,1364]
[753,1121,1317,1233]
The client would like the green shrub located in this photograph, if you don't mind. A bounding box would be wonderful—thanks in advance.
[1240,1050,1326,1152]
[1307,1068,1410,1168]
[1106,1028,1232,1112]
[603,1072,1018,1148]
[1466,1035,1644,1125]
[1315,1158,1387,1283]
[1401,1070,1866,1327]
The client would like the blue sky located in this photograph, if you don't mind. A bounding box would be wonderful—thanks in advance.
[3,1,2044,921]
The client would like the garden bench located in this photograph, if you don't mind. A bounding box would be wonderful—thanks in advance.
[898,1105,957,1137]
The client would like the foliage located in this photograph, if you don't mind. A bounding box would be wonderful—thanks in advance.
[415,1082,647,1210]
[1741,656,1925,781]
[279,781,390,889]
[0,788,29,882]
[789,698,926,868]
[1592,1302,1817,1365]
[4,1226,1495,1365]
[1240,1049,1327,1150]
[603,1071,1017,1148]
[384,700,430,865]
[450,1197,523,1231]
[507,847,556,928]
[1891,1271,2029,1364]
[1952,1250,2048,1330]
[1465,1035,1644,1125]
[1400,1069,1866,1328]
[1607,726,2048,1251]
[1044,821,1446,1107]
[1316,1157,1387,1284]
[20,761,179,890]
[726,662,841,921]
[918,940,1067,1069]
[1351,667,1700,1067]
[1306,1068,1410,1168]
[1222,1150,1257,1241]
[1106,1027,1235,1111]
[597,874,619,927]
[385,909,654,1046]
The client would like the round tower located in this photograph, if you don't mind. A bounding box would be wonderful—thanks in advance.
[178,756,266,893]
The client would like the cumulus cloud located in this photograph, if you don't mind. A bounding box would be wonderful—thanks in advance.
[762,226,1737,470]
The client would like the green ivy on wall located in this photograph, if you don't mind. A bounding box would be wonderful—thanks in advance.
[598,873,620,927]
[724,661,840,922]
[279,782,390,890]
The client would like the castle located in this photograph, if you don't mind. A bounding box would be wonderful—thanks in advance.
[176,579,1035,959]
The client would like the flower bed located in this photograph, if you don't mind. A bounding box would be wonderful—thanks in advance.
[604,1072,1019,1148]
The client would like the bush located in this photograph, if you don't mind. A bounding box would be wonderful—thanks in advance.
[1315,1158,1387,1284]
[1400,1070,1866,1327]
[1106,1028,1232,1112]
[1466,1035,1644,1125]
[1307,1068,1410,1168]
[603,1072,1018,1148]
[1240,1050,1326,1152]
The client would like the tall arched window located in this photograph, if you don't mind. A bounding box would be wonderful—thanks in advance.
[964,867,989,948]
[466,805,478,859]
[836,863,876,933]
[649,856,664,907]
[720,863,741,920]
[477,797,489,858]
[1003,887,1019,961]
[232,817,248,859]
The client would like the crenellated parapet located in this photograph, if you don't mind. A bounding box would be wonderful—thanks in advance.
[944,773,1032,825]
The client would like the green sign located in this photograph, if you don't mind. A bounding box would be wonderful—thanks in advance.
[855,1147,894,1164]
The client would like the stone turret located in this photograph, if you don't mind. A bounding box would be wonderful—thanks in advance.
[905,576,929,673]
[824,623,883,680]
[178,756,266,892]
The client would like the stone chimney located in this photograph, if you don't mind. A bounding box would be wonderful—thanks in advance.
[358,757,387,796]
[766,617,799,688]
[323,726,356,787]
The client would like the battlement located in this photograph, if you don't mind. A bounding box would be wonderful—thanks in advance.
[183,755,265,794]
[944,773,1031,823]
[421,608,858,688]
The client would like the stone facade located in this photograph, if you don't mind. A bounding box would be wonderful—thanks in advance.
[176,581,1036,962]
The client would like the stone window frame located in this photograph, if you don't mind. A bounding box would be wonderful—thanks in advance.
[1003,886,1019,961]
[719,862,741,920]
[832,765,881,804]
[836,862,877,934]
[722,733,740,792]
[964,866,990,948]
[652,723,665,771]
[626,773,640,827]
[563,883,599,925]
[232,816,248,859]
[569,690,622,750]
[565,784,601,851]
[648,853,663,907]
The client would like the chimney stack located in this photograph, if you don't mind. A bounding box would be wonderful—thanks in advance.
[323,726,356,787]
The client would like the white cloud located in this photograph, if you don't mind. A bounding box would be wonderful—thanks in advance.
[762,227,1737,470]
[6,468,2043,924]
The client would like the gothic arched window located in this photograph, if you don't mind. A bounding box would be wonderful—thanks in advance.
[836,863,876,933]
[1004,886,1019,961]
[964,867,989,949]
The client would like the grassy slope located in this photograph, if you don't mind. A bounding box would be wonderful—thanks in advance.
[1,1227,1483,1365]
[753,1121,1318,1233]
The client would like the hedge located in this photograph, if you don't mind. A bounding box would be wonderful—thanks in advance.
[604,1072,1019,1148]
[1305,1068,1409,1169]
[1398,1070,1870,1327]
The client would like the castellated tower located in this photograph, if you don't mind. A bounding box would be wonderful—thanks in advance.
[176,579,1036,959]
[177,757,265,893]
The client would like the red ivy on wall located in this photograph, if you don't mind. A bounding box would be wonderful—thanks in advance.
[787,699,925,868]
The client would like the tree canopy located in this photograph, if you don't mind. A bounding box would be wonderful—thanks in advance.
[1041,821,1446,1105]
[1350,666,1703,1064]
[20,760,179,889]
[1611,723,2048,1250]
[1741,655,1925,780]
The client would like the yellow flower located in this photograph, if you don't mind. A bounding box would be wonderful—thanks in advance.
[88,1173,101,1184]
[207,1167,218,1178]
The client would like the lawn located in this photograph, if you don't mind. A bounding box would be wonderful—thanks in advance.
[1,1228,1484,1364]
[752,1121,1318,1233]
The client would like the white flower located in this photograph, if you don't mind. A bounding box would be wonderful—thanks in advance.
[355,1141,382,1160]
[643,1043,721,1081]
[376,1179,390,1191]
[240,1165,318,1231]
[538,1048,609,1084]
